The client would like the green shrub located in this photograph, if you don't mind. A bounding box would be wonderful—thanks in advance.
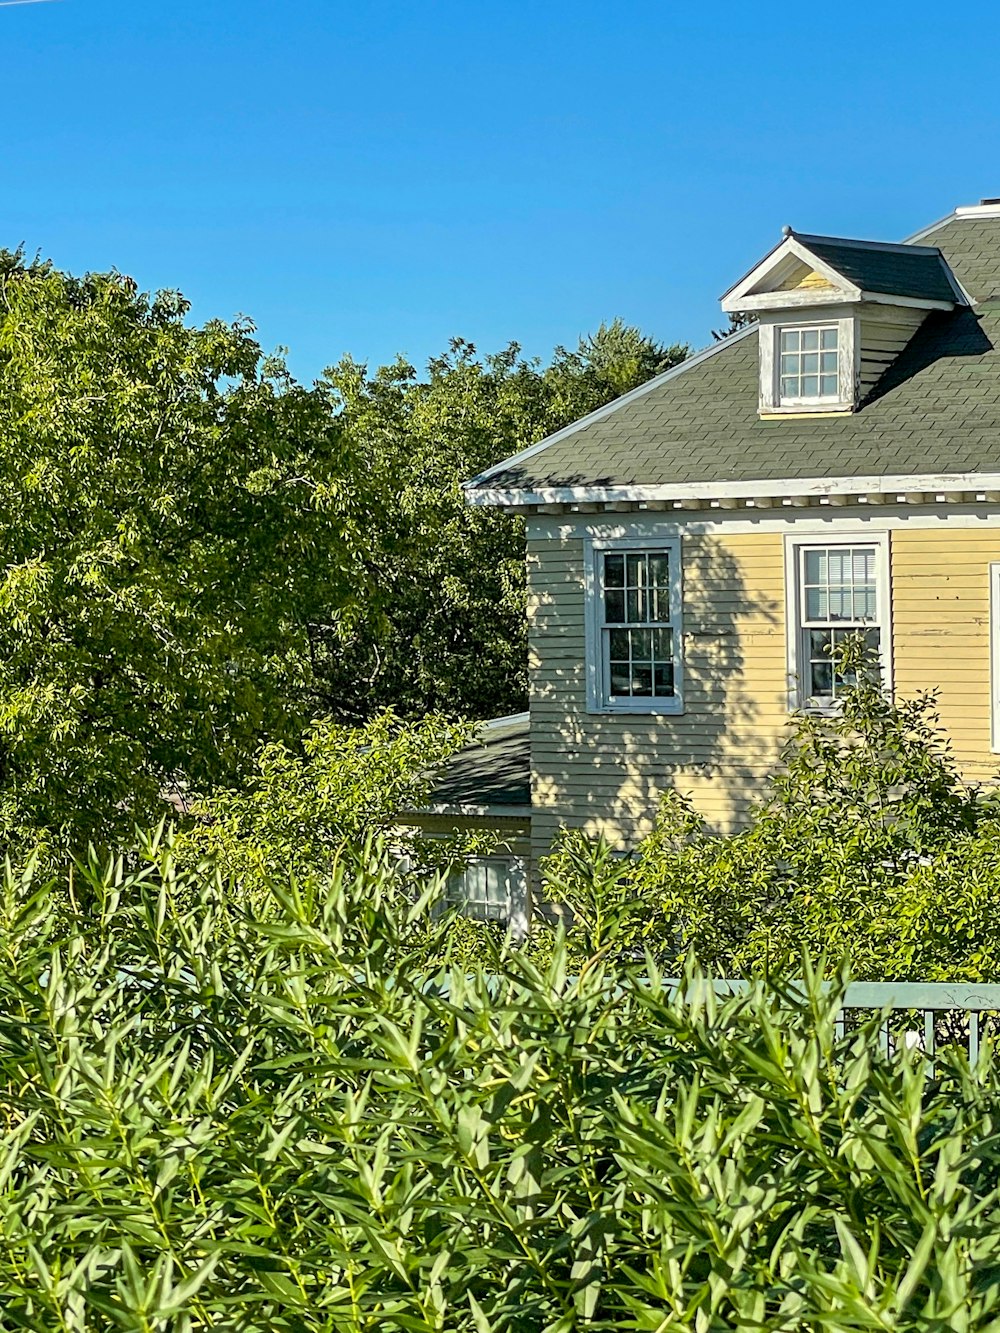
[541,644,1000,980]
[4,836,1000,1328]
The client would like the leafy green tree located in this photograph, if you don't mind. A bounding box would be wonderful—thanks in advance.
[0,252,360,852]
[180,710,476,899]
[315,324,687,722]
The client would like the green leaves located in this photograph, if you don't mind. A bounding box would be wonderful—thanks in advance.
[3,842,1000,1328]
[0,253,366,856]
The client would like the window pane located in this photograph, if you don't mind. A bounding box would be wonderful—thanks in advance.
[781,376,798,397]
[631,628,652,659]
[626,553,647,587]
[780,354,797,374]
[653,627,673,660]
[810,660,834,696]
[626,588,644,623]
[605,589,625,623]
[631,664,653,696]
[802,329,820,351]
[649,553,670,587]
[803,549,826,582]
[802,375,818,396]
[810,628,832,657]
[604,553,625,587]
[653,663,675,696]
[828,550,849,582]
[781,329,799,351]
[853,548,875,580]
[610,663,631,695]
[805,587,828,620]
[820,351,838,373]
[820,374,838,396]
[652,584,672,623]
[802,352,819,374]
[608,628,629,658]
[821,327,838,349]
[828,587,851,620]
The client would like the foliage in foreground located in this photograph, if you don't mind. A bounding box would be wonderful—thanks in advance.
[543,649,1000,981]
[4,840,1000,1329]
[177,709,477,900]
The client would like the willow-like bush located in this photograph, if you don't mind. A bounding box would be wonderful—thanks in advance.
[3,830,1000,1329]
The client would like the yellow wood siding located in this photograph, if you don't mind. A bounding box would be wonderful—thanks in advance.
[527,519,1000,871]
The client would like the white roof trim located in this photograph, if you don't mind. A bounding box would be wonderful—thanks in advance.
[955,203,1000,219]
[415,802,533,819]
[721,235,859,309]
[462,324,759,490]
[466,472,1000,509]
[476,711,529,739]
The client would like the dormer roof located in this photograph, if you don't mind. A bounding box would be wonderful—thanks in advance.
[720,230,964,313]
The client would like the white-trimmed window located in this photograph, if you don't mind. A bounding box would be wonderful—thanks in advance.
[759,315,856,414]
[585,537,683,714]
[448,857,526,922]
[779,325,839,403]
[785,534,891,709]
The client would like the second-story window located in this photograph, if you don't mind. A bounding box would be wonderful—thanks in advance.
[779,325,839,403]
[586,537,683,714]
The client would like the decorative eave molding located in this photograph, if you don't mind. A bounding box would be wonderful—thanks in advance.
[466,473,1000,514]
[412,803,533,820]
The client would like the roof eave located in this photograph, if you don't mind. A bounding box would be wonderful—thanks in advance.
[466,473,1000,511]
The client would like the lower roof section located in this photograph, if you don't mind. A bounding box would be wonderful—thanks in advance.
[423,713,531,817]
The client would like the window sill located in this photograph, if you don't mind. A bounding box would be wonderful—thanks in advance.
[760,403,854,418]
[589,701,685,717]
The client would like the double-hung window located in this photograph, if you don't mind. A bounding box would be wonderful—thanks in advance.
[785,534,891,709]
[586,537,683,713]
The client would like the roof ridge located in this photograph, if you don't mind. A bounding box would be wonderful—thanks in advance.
[796,231,944,257]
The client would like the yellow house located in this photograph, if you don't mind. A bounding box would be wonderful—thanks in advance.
[449,200,1000,923]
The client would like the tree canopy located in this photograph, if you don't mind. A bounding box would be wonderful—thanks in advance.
[314,322,687,722]
[0,249,680,851]
[0,253,359,849]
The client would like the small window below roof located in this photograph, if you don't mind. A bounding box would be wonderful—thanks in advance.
[757,314,856,415]
[779,325,839,403]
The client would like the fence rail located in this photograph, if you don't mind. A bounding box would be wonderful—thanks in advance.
[664,978,1000,1068]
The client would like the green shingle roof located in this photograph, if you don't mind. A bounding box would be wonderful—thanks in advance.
[430,715,530,809]
[468,216,1000,495]
[794,233,960,304]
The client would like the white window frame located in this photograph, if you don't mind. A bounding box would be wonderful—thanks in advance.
[991,563,1000,753]
[448,856,527,924]
[759,313,857,414]
[783,532,892,712]
[584,535,684,715]
[776,323,841,406]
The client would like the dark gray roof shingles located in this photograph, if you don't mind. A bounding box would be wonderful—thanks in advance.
[796,233,959,304]
[470,217,1000,492]
[430,716,530,809]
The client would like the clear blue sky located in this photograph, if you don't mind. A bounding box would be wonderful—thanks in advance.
[3,0,997,383]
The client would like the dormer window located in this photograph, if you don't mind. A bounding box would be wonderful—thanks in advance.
[779,325,839,404]
[719,227,962,418]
